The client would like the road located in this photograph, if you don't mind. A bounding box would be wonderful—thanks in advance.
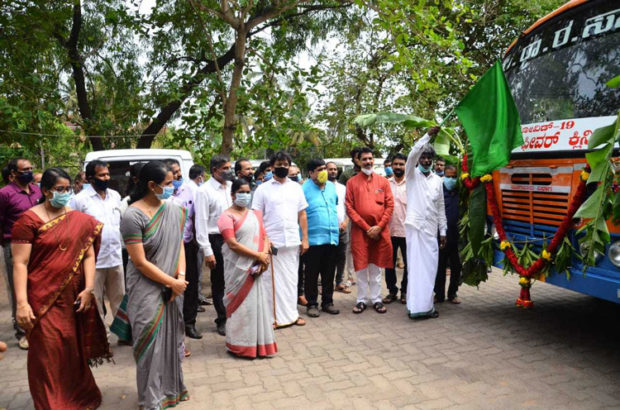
[1,264,619,409]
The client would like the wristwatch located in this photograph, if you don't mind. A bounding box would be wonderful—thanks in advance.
[178,271,186,277]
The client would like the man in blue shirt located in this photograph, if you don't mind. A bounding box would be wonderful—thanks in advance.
[302,158,341,317]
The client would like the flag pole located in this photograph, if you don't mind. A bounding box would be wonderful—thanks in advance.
[439,107,456,127]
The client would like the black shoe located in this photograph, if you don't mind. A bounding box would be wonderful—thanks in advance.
[216,322,226,336]
[322,304,340,315]
[197,305,206,313]
[185,325,203,339]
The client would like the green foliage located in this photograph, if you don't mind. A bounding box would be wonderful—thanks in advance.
[468,183,487,256]
[554,237,578,279]
[575,111,620,266]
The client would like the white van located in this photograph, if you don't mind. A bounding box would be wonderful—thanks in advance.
[84,149,194,197]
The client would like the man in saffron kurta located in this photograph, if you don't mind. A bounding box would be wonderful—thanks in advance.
[345,147,394,314]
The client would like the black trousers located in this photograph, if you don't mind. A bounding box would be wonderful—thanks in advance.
[303,244,337,308]
[385,236,408,295]
[182,240,200,326]
[209,234,226,325]
[334,230,348,285]
[434,241,462,301]
[298,257,305,297]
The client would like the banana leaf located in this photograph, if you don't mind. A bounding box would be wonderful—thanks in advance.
[468,183,486,256]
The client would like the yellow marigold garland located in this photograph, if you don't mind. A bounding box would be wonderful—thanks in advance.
[580,170,590,181]
[541,249,552,261]
[460,172,469,180]
[500,240,511,250]
[480,174,493,183]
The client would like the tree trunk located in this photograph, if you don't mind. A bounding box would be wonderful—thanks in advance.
[220,29,247,156]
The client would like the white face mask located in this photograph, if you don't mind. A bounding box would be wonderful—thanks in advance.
[361,167,373,176]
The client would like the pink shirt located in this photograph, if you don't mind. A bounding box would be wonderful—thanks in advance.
[389,177,407,238]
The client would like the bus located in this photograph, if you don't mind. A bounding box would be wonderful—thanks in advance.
[494,0,620,303]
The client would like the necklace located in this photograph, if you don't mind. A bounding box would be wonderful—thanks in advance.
[45,204,69,251]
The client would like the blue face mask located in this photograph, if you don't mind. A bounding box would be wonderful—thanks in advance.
[443,177,457,191]
[172,178,184,190]
[49,191,72,208]
[234,192,252,208]
[418,164,432,173]
[436,171,445,177]
[384,166,394,177]
[156,185,174,200]
[264,171,273,182]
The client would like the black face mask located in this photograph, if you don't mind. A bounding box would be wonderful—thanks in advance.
[221,170,235,182]
[393,169,405,178]
[274,166,289,179]
[92,177,109,191]
[16,171,34,185]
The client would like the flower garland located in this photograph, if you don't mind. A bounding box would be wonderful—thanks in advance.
[461,158,590,308]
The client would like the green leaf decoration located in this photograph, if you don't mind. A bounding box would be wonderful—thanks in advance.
[468,183,486,256]
[606,75,620,88]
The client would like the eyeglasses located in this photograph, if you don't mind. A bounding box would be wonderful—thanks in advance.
[51,186,73,193]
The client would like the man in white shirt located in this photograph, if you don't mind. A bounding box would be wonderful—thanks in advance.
[405,126,447,320]
[195,155,234,336]
[70,160,124,339]
[383,153,408,304]
[327,161,351,294]
[252,151,309,328]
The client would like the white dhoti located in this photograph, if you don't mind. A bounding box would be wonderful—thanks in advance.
[264,246,300,326]
[406,227,439,316]
[355,264,382,305]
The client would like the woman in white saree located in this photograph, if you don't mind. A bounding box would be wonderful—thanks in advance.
[217,178,277,358]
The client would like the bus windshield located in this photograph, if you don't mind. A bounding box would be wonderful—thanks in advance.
[503,2,620,125]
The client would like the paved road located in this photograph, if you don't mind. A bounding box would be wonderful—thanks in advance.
[1,266,619,409]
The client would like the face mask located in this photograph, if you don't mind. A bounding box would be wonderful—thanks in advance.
[361,167,373,176]
[393,169,405,178]
[92,178,109,191]
[172,177,184,190]
[436,171,445,177]
[288,175,299,182]
[264,171,273,182]
[234,192,252,208]
[274,167,289,179]
[384,166,394,177]
[82,183,91,190]
[17,171,34,185]
[444,177,457,191]
[49,191,72,208]
[317,170,328,184]
[418,164,431,173]
[221,170,234,182]
[155,185,174,200]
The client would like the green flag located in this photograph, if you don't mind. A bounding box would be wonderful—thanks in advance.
[455,61,523,177]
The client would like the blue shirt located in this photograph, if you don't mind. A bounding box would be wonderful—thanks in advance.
[302,180,339,246]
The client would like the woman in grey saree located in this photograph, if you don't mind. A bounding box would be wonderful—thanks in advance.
[118,161,189,409]
[217,178,277,358]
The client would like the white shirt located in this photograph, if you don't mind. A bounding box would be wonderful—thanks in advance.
[334,181,346,224]
[252,178,308,248]
[195,177,232,257]
[70,185,123,268]
[405,133,447,236]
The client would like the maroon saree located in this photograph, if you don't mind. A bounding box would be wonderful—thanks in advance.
[12,210,112,410]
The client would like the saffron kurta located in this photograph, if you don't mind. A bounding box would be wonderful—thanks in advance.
[345,172,394,271]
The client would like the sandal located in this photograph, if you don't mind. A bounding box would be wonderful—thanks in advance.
[352,302,367,314]
[449,297,461,304]
[400,293,406,304]
[382,293,397,304]
[373,302,387,314]
[295,317,306,326]
[184,348,191,358]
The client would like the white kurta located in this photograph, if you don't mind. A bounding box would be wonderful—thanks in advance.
[404,133,448,316]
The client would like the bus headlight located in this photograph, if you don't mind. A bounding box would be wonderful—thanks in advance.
[608,241,620,268]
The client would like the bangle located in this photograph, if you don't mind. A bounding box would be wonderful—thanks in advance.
[178,271,185,277]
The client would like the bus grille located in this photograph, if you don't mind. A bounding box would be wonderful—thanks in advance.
[500,172,570,227]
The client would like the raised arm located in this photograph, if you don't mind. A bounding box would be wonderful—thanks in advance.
[405,126,441,179]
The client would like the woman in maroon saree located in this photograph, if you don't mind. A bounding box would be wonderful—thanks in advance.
[12,168,111,410]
